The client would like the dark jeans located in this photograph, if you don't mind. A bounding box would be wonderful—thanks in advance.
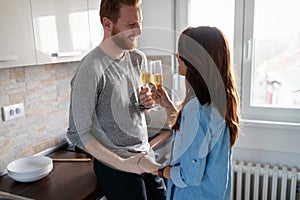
[93,159,166,200]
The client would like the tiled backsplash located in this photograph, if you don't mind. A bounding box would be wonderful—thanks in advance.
[0,63,78,172]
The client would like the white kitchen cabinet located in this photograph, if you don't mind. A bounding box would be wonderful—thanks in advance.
[88,0,103,48]
[31,0,91,64]
[0,0,36,68]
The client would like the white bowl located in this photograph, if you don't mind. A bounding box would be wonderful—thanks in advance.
[7,156,53,182]
[7,156,52,174]
[7,164,53,177]
[8,170,52,182]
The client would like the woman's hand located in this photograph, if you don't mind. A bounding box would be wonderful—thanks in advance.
[150,84,172,108]
[150,83,179,124]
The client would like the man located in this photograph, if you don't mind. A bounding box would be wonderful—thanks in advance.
[67,0,166,199]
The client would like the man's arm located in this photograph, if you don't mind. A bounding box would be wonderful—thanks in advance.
[69,61,144,174]
[84,138,144,174]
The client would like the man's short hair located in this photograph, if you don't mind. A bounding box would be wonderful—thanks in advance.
[99,0,142,24]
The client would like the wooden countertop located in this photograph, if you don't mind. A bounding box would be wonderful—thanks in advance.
[148,128,172,150]
[0,128,172,200]
[0,149,103,200]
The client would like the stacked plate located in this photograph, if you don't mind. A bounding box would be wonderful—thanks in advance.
[7,156,53,182]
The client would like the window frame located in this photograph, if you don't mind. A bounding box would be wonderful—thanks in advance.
[177,0,300,124]
[240,0,300,123]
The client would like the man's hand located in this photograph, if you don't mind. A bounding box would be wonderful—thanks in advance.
[138,87,155,108]
[138,155,161,173]
[85,139,145,174]
[121,152,146,174]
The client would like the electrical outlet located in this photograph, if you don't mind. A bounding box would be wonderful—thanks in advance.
[1,103,25,121]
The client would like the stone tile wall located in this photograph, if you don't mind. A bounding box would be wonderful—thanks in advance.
[0,62,78,172]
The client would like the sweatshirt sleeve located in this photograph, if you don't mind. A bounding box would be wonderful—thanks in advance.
[67,60,104,149]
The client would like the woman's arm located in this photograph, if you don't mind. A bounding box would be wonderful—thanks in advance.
[166,99,207,187]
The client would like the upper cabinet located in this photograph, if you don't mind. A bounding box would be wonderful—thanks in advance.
[0,0,36,68]
[0,0,103,68]
[88,0,103,48]
[31,0,91,64]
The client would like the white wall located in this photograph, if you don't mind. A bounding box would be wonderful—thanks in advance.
[138,0,175,55]
[234,121,300,168]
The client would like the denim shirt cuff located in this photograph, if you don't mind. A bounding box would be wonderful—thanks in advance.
[170,165,188,188]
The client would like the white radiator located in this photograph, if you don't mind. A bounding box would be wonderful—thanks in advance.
[231,160,300,200]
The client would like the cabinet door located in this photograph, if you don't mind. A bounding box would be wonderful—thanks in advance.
[88,0,103,48]
[0,0,36,68]
[31,0,91,64]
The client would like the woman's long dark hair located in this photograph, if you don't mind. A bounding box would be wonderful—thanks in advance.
[172,26,239,147]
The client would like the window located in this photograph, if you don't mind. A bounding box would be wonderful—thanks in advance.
[251,0,300,108]
[242,0,300,123]
[189,0,235,51]
[184,0,300,123]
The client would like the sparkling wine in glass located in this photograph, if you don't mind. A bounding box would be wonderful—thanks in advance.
[139,60,150,87]
[150,60,163,88]
[150,60,163,109]
[135,59,152,109]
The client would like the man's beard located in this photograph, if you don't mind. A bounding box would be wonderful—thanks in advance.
[111,26,137,50]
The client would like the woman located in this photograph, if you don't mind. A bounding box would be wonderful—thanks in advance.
[139,26,240,199]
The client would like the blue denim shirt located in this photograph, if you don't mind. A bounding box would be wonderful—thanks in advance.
[167,97,232,200]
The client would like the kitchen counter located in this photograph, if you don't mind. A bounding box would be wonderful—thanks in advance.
[0,128,172,200]
[0,149,103,200]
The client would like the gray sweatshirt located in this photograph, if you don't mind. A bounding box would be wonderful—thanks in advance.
[67,47,150,159]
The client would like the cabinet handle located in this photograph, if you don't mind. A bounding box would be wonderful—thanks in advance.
[245,39,252,60]
[51,51,81,58]
[0,55,18,62]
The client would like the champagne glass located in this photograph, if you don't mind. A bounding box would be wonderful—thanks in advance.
[135,59,152,109]
[139,60,150,87]
[150,60,163,108]
[150,60,163,89]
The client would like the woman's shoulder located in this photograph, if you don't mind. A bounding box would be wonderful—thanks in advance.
[179,97,203,127]
[183,97,201,112]
[182,97,209,119]
[182,97,225,126]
